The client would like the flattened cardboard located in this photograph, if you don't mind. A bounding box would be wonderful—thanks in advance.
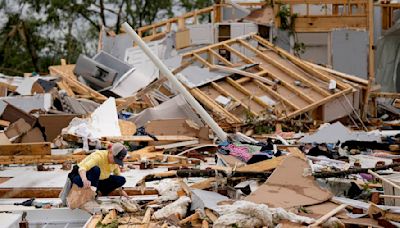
[5,118,32,139]
[1,103,36,126]
[145,119,200,136]
[38,114,80,142]
[0,132,11,145]
[20,127,45,143]
[145,119,210,144]
[119,120,136,136]
[245,156,332,209]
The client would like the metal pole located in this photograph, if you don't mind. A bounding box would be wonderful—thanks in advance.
[121,22,228,141]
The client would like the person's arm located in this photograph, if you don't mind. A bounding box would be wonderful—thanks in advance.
[79,169,92,188]
[77,154,98,188]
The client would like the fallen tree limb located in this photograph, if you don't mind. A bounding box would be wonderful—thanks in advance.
[137,169,271,185]
[313,163,400,178]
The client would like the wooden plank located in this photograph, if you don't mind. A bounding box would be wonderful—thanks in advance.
[226,77,271,109]
[193,53,213,68]
[306,61,368,86]
[0,155,86,165]
[190,177,216,190]
[49,65,106,100]
[0,142,51,156]
[0,82,17,92]
[208,49,234,66]
[293,16,367,31]
[142,208,153,228]
[211,82,258,116]
[213,65,274,85]
[56,80,75,97]
[310,204,348,227]
[369,170,400,191]
[190,88,242,124]
[370,92,400,98]
[236,155,286,173]
[154,140,199,150]
[222,43,257,65]
[205,209,218,223]
[103,135,198,142]
[253,80,300,110]
[0,119,10,127]
[0,187,158,198]
[281,87,353,120]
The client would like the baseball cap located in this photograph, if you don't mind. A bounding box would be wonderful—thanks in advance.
[111,143,127,166]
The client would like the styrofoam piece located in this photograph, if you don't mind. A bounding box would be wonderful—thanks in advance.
[299,122,381,144]
[328,79,337,90]
[89,97,121,138]
[259,95,276,106]
[215,95,231,106]
[15,77,38,95]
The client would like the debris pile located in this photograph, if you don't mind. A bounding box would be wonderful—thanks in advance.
[1,1,400,228]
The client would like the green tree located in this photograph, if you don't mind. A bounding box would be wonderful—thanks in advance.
[0,0,215,75]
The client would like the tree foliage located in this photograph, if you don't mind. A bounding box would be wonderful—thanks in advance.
[0,0,213,75]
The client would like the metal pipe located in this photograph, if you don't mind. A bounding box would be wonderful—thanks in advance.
[121,22,228,141]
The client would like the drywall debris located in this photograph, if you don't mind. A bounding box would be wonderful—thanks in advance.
[153,196,191,220]
[213,200,315,227]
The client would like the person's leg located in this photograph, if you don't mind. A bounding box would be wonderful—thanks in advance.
[71,166,100,188]
[97,175,126,196]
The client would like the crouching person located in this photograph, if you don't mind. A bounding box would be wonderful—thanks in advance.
[62,143,129,209]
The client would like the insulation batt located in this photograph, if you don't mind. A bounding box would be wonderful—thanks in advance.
[154,179,181,203]
[214,201,315,228]
[153,196,191,219]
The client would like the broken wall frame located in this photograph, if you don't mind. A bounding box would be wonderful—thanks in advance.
[136,2,265,41]
[177,34,355,126]
[273,0,370,32]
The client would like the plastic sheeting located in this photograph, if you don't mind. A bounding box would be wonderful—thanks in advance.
[375,19,400,92]
[128,95,203,127]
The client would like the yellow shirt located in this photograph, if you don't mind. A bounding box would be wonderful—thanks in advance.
[78,150,121,180]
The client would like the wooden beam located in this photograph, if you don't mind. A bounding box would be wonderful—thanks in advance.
[212,65,274,85]
[193,53,213,68]
[0,187,158,198]
[253,80,300,110]
[190,88,242,124]
[208,49,234,66]
[0,142,51,156]
[281,87,353,120]
[370,92,400,98]
[253,34,349,90]
[238,39,332,97]
[222,43,256,64]
[310,204,348,227]
[211,82,258,116]
[226,77,271,109]
[365,0,375,119]
[0,155,86,165]
[223,41,316,104]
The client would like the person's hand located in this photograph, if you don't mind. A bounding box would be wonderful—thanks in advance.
[83,179,91,189]
[121,190,129,199]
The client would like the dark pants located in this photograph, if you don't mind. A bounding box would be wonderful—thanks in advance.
[71,166,126,196]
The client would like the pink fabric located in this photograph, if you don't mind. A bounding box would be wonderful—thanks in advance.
[222,144,252,162]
